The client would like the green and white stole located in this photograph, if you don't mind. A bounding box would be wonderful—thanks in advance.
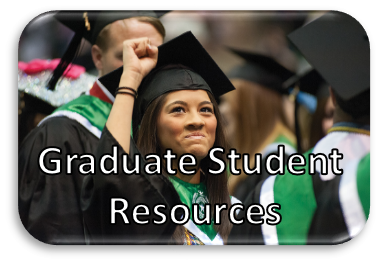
[261,134,297,158]
[168,176,241,245]
[259,126,370,245]
[38,80,113,138]
[168,176,219,244]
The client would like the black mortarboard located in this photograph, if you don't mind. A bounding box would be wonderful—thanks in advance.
[227,48,295,94]
[54,11,167,45]
[288,11,370,101]
[284,67,329,98]
[49,11,168,91]
[98,31,235,126]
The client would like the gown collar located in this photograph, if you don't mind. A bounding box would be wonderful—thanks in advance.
[328,122,370,136]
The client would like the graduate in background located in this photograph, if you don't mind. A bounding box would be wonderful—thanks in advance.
[18,58,96,144]
[310,88,335,149]
[18,11,167,244]
[228,11,370,245]
[283,68,333,152]
[219,49,296,201]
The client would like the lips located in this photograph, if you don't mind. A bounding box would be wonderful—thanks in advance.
[185,132,205,139]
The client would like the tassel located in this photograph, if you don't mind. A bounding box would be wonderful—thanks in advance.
[47,30,84,91]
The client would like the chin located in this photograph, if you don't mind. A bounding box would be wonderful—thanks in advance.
[185,146,210,160]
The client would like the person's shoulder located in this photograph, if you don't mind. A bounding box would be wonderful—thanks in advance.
[20,116,95,150]
[38,116,88,135]
[358,152,370,167]
[230,196,242,205]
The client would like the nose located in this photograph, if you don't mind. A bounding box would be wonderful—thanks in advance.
[186,111,205,129]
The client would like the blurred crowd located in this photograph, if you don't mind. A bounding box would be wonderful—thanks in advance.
[18,11,369,245]
[19,11,330,147]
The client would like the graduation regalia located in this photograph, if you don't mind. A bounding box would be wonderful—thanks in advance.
[81,31,237,245]
[228,124,370,245]
[228,11,370,245]
[233,133,296,203]
[18,11,167,244]
[307,152,370,244]
[17,62,100,244]
[285,68,330,150]
[18,58,97,144]
[80,125,182,244]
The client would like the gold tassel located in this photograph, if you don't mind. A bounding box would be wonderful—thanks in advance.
[83,12,90,31]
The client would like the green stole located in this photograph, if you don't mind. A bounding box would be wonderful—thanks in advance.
[168,176,218,241]
[52,95,134,137]
[273,134,296,149]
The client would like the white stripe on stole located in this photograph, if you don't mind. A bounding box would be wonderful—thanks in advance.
[183,220,224,245]
[96,79,115,103]
[260,176,279,245]
[182,196,241,245]
[339,157,367,238]
[312,132,370,181]
[38,110,102,138]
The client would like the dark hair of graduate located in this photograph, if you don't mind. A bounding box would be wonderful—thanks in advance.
[308,97,330,149]
[136,91,233,244]
[332,88,370,119]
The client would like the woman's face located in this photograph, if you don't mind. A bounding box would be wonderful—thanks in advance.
[157,90,217,160]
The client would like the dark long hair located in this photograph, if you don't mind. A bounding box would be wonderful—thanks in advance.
[136,90,233,243]
[332,88,370,119]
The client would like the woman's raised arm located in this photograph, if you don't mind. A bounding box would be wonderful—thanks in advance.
[105,37,158,153]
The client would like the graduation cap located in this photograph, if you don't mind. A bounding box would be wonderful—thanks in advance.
[283,67,330,113]
[48,11,169,91]
[227,48,295,94]
[54,11,167,45]
[296,69,329,98]
[288,11,370,101]
[98,31,235,126]
[284,67,329,97]
[18,58,97,119]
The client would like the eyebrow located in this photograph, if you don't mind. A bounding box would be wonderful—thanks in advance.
[165,100,212,110]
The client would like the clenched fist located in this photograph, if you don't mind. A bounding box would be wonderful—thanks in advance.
[119,37,159,90]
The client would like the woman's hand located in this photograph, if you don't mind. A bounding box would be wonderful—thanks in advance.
[109,38,157,154]
[119,37,159,90]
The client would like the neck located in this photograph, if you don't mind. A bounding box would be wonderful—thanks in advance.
[333,107,370,126]
[176,169,201,184]
[173,164,201,184]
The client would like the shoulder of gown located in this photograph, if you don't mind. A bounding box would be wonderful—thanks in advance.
[81,125,182,244]
[19,116,98,244]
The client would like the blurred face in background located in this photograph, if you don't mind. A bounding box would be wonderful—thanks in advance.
[92,18,164,77]
[219,91,237,146]
[322,96,334,134]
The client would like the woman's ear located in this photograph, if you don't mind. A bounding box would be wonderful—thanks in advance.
[91,45,103,73]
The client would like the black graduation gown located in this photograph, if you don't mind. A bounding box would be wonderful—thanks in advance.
[18,117,99,244]
[81,126,182,245]
[227,148,293,244]
[228,159,348,245]
[306,175,350,245]
[233,149,294,204]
